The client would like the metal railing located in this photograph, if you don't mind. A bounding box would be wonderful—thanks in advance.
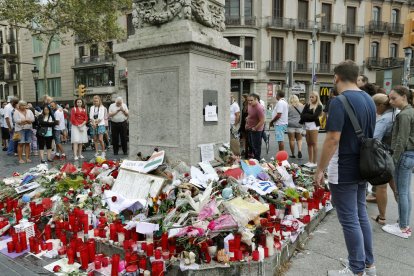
[387,23,404,35]
[267,61,285,72]
[295,19,316,31]
[368,21,388,33]
[225,16,241,26]
[319,23,342,34]
[244,16,256,26]
[366,57,383,68]
[294,63,313,73]
[75,55,114,65]
[268,17,295,29]
[343,25,365,37]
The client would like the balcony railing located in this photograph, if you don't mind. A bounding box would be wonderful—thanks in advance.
[319,23,342,34]
[267,61,285,72]
[365,57,404,69]
[268,17,295,29]
[368,21,388,33]
[295,19,316,31]
[3,73,18,81]
[293,63,336,74]
[225,16,241,26]
[388,23,404,36]
[231,60,256,70]
[294,63,313,73]
[75,55,114,65]
[244,16,256,26]
[318,63,335,74]
[343,25,365,37]
[366,57,383,68]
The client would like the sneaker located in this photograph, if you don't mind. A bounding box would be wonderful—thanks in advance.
[298,151,302,159]
[339,259,376,276]
[79,155,85,159]
[304,162,312,167]
[327,267,366,276]
[2,147,7,151]
[74,156,79,161]
[402,227,412,237]
[33,151,39,156]
[101,151,106,157]
[41,160,47,164]
[382,224,409,239]
[94,152,100,157]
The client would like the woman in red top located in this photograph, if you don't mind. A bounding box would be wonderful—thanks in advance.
[70,98,88,160]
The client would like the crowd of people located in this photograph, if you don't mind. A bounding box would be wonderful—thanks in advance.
[229,60,413,275]
[0,95,129,164]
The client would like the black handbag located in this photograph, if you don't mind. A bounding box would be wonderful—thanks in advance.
[37,127,47,137]
[338,95,394,186]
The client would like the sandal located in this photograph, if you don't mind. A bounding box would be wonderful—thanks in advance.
[371,215,386,225]
[18,160,26,164]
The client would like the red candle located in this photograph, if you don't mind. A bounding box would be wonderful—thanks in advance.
[79,245,89,270]
[235,250,243,261]
[264,247,269,258]
[111,254,120,276]
[151,260,164,276]
[15,207,23,223]
[15,241,22,253]
[58,246,66,256]
[11,233,18,245]
[125,251,132,266]
[102,257,109,267]
[7,241,14,253]
[141,242,147,252]
[29,202,36,218]
[41,242,47,251]
[234,233,241,250]
[146,243,154,257]
[93,228,100,237]
[67,247,75,264]
[69,213,76,232]
[109,224,117,241]
[28,237,35,253]
[228,240,235,253]
[269,204,276,216]
[46,242,53,251]
[33,239,40,254]
[87,239,96,263]
[154,249,162,260]
[138,257,147,274]
[60,233,67,245]
[82,214,89,234]
[161,232,168,251]
[44,225,52,240]
[125,265,138,274]
[94,259,102,269]
[19,232,27,250]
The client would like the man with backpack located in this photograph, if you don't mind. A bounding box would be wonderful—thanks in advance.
[314,61,377,276]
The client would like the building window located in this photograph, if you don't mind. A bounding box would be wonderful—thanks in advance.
[48,78,61,97]
[371,42,379,58]
[321,3,332,31]
[390,43,398,58]
[296,39,308,70]
[271,37,283,62]
[127,13,135,36]
[347,6,356,27]
[298,0,308,25]
[320,41,331,64]
[225,0,240,18]
[245,0,252,17]
[32,36,43,54]
[244,37,253,61]
[9,44,16,55]
[75,67,115,88]
[372,6,381,22]
[345,43,355,61]
[273,0,283,18]
[48,54,60,74]
[105,41,113,56]
[226,36,240,47]
[391,9,399,24]
[78,46,85,59]
[50,36,60,51]
[90,44,99,57]
[12,85,18,96]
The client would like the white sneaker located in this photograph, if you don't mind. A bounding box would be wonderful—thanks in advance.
[101,151,106,157]
[79,155,85,159]
[304,162,312,167]
[327,267,366,276]
[74,156,79,161]
[94,152,100,157]
[382,224,409,239]
[309,163,317,168]
[339,259,376,276]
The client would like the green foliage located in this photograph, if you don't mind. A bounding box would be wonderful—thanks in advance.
[284,187,300,201]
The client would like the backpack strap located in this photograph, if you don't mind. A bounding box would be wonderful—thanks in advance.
[338,94,365,140]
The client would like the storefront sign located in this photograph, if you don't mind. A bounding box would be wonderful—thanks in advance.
[267,83,274,97]
[320,87,330,96]
[291,83,305,94]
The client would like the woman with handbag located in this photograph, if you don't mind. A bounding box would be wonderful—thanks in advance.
[383,86,414,239]
[287,95,304,159]
[13,101,34,164]
[70,98,88,160]
[299,91,323,167]
[37,105,56,163]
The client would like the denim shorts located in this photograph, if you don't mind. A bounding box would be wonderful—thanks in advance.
[274,124,287,142]
[18,129,32,144]
[91,125,106,136]
[53,130,62,144]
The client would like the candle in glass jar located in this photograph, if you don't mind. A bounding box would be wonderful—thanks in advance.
[161,232,168,251]
[87,239,96,262]
[146,243,154,257]
[151,260,164,276]
[19,232,27,250]
[15,207,23,223]
[67,247,75,264]
[79,245,89,270]
[7,241,14,253]
[111,254,120,276]
[109,224,117,241]
[102,256,109,267]
[44,224,52,240]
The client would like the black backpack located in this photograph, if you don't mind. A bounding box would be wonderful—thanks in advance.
[338,95,394,186]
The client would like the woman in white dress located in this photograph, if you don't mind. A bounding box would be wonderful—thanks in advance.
[70,98,88,160]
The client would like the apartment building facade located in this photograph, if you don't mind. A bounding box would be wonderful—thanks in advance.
[0,23,20,101]
[225,0,367,105]
[16,14,132,106]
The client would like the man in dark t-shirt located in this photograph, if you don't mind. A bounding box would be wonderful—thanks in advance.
[315,61,376,276]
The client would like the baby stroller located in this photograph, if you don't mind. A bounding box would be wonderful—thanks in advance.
[82,122,95,151]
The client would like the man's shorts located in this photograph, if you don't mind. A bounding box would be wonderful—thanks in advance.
[53,130,62,144]
[274,124,287,142]
[287,127,303,134]
[1,127,9,140]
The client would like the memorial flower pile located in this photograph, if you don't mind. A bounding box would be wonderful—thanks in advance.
[0,147,331,275]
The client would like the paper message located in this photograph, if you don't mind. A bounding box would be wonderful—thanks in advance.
[199,144,215,162]
[121,151,165,173]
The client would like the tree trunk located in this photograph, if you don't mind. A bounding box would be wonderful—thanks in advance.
[43,35,54,97]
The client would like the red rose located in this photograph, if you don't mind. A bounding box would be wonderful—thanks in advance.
[111,196,117,202]
[100,211,105,217]
[184,173,190,178]
[53,265,61,272]
[63,197,69,203]
[88,192,93,197]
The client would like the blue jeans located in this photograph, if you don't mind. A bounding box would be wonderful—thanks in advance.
[329,182,374,274]
[7,130,15,155]
[395,151,414,229]
[247,130,262,160]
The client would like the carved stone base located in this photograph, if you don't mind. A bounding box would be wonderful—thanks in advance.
[115,20,241,164]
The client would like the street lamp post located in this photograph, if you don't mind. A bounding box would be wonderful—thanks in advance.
[31,66,39,108]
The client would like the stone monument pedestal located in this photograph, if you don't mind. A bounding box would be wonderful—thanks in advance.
[115,18,241,164]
